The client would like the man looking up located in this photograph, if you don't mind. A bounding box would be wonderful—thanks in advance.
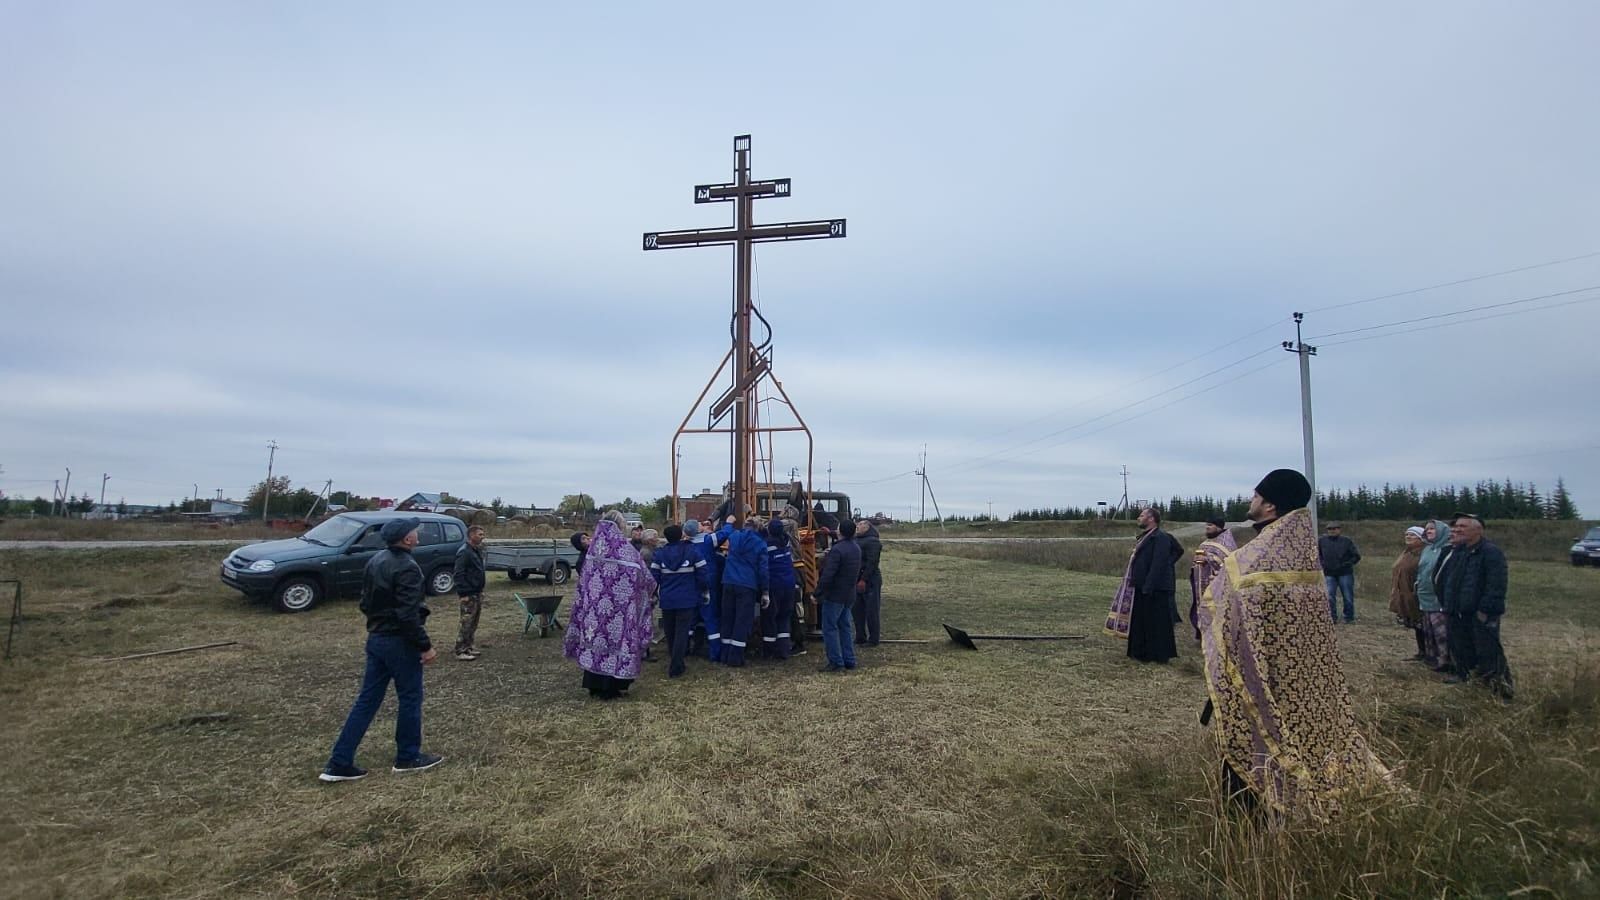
[320,517,444,782]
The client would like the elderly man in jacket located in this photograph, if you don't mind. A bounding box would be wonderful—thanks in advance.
[853,520,885,647]
[320,517,444,782]
[813,519,863,672]
[1436,513,1514,699]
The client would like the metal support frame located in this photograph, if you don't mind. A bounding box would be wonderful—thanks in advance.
[647,135,846,526]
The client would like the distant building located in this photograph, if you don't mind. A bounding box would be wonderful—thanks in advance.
[211,499,247,517]
[85,503,166,520]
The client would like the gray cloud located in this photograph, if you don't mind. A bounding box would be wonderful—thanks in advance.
[4,3,1598,518]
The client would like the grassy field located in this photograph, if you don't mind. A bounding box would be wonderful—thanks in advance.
[1,536,1597,898]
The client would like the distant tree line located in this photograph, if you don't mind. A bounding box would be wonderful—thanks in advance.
[1015,478,1581,522]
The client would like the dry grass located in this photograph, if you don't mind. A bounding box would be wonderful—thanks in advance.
[1,542,1597,898]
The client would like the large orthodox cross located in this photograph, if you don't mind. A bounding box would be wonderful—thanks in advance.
[644,134,846,524]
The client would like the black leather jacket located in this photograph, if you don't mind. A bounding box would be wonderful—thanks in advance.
[361,547,432,650]
[453,543,486,596]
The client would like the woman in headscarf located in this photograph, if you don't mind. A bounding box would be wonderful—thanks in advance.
[1413,519,1453,672]
[1389,526,1426,661]
[563,511,656,699]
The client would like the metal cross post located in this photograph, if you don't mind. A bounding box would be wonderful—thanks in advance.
[1282,312,1319,532]
[645,135,846,525]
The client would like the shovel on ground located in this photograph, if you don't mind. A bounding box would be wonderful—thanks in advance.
[942,622,1086,651]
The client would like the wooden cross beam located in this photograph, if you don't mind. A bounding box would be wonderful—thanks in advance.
[644,134,846,526]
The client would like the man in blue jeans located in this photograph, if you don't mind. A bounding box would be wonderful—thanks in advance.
[1317,522,1362,624]
[812,519,863,673]
[320,516,445,782]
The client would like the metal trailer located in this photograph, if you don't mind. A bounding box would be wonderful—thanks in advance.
[483,540,582,586]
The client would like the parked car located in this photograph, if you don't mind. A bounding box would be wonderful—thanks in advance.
[1570,526,1600,566]
[622,512,643,530]
[219,511,468,612]
[484,539,582,585]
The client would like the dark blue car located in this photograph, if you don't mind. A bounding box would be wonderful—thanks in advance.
[220,510,468,612]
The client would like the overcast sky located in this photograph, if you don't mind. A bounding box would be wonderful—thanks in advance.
[4,2,1598,521]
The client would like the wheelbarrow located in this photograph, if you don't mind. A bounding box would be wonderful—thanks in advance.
[512,593,565,637]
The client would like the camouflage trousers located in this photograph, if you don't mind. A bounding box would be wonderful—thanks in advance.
[454,594,482,655]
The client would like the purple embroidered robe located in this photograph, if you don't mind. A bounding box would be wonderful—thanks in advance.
[563,520,656,680]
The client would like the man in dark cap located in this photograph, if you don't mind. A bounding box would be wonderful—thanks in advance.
[1194,468,1387,814]
[320,516,444,782]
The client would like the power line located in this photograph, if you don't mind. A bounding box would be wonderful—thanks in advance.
[837,470,916,486]
[1302,249,1600,314]
[1307,284,1600,341]
[943,345,1281,474]
[949,316,1290,453]
[1002,356,1289,462]
[1317,292,1600,348]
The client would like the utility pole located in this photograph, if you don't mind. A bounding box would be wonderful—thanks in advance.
[61,468,71,517]
[100,473,109,507]
[913,447,945,531]
[52,479,60,517]
[1282,312,1319,532]
[919,447,927,522]
[1119,465,1130,520]
[987,499,994,521]
[262,440,278,522]
[193,484,199,512]
[827,461,832,491]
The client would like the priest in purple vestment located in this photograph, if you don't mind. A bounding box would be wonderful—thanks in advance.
[1188,516,1238,641]
[564,513,657,699]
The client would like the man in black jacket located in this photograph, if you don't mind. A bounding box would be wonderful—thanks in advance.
[813,519,862,672]
[1318,522,1362,623]
[853,520,884,647]
[320,517,444,782]
[1126,507,1183,663]
[452,525,488,661]
[1437,513,1513,698]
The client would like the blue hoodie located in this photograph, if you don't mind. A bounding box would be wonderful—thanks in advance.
[650,540,709,611]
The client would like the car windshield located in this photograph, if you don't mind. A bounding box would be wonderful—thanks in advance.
[301,516,367,546]
[1586,527,1600,541]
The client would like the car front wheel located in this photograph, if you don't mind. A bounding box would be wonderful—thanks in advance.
[272,577,322,613]
[429,567,455,595]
